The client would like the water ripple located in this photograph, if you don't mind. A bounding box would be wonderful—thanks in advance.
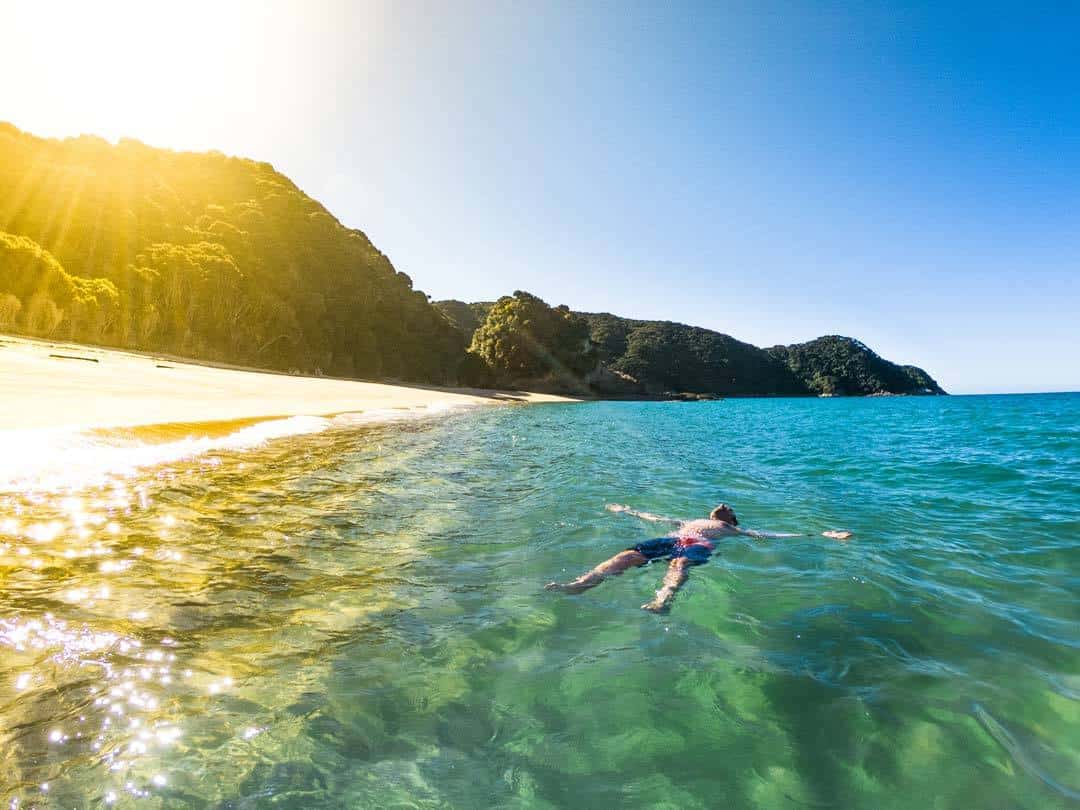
[0,395,1077,807]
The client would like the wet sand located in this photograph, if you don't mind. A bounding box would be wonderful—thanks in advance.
[0,335,575,431]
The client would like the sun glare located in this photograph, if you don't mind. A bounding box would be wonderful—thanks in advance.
[2,0,374,154]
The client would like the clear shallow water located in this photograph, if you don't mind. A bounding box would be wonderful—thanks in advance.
[1,395,1078,808]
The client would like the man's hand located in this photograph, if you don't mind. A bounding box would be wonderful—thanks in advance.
[822,530,853,540]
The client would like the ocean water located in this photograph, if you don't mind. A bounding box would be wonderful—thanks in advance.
[1,394,1077,808]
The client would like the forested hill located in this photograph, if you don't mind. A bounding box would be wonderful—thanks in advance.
[767,336,946,396]
[0,123,943,397]
[0,122,464,381]
[435,297,945,397]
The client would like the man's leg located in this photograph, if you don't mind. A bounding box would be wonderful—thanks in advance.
[545,550,648,594]
[641,556,693,613]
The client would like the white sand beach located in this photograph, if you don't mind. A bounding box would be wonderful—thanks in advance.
[0,335,574,432]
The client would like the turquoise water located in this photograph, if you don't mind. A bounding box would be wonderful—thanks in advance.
[1,394,1078,808]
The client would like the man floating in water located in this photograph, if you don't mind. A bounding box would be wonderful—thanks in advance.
[546,503,852,613]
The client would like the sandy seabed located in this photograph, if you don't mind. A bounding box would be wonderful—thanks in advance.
[0,335,573,432]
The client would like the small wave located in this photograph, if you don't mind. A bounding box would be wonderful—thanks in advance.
[330,400,477,426]
[0,402,477,494]
[973,702,1080,801]
[1047,673,1080,702]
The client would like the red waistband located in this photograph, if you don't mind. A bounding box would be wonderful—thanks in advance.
[676,536,714,550]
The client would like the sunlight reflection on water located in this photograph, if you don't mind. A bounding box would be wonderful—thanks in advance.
[0,402,476,495]
[0,404,476,805]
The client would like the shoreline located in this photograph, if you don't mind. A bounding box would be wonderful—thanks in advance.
[0,334,577,433]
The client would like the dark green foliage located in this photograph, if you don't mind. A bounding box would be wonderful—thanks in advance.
[576,312,807,396]
[455,351,496,388]
[899,364,945,394]
[0,123,464,382]
[433,300,492,342]
[605,320,808,396]
[580,312,633,365]
[768,336,946,396]
[450,302,944,397]
[468,291,595,390]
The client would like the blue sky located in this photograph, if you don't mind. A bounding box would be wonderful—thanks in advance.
[3,1,1078,393]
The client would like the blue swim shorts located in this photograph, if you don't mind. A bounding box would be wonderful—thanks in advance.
[630,537,713,566]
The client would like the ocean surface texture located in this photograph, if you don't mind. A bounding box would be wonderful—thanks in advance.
[1,395,1077,808]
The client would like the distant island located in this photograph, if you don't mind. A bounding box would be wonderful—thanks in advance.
[0,122,943,398]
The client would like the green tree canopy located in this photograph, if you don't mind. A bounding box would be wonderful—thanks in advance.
[767,335,945,396]
[469,291,595,388]
[0,122,464,381]
[0,231,120,340]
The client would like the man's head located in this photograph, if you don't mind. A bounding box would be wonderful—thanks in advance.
[709,504,738,525]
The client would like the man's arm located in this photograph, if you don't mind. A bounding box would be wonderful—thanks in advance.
[606,503,681,526]
[736,527,852,540]
[734,527,804,539]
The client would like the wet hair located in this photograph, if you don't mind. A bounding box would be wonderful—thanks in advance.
[710,504,738,525]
